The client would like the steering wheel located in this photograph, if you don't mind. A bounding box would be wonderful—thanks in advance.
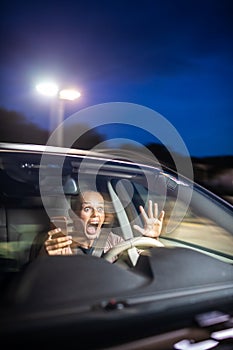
[103,236,164,263]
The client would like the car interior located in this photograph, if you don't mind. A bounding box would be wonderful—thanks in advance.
[0,151,231,270]
[0,149,233,349]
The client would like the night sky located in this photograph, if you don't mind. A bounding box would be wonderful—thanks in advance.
[1,0,233,157]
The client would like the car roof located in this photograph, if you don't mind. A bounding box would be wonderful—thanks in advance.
[0,142,167,170]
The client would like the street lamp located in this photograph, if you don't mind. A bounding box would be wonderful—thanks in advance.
[36,82,81,146]
[36,82,59,97]
[59,89,81,101]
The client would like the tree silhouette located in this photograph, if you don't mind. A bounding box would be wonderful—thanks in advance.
[0,107,48,144]
[0,107,106,149]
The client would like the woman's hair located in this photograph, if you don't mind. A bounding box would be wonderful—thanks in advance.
[70,192,85,213]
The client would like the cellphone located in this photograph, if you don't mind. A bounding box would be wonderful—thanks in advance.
[50,216,68,238]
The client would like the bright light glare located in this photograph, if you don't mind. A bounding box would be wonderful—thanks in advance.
[59,89,81,101]
[36,82,59,96]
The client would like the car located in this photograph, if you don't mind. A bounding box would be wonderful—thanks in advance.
[0,142,232,349]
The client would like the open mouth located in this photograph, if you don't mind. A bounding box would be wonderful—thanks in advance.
[86,222,99,235]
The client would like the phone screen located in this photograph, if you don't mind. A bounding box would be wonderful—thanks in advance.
[50,216,68,237]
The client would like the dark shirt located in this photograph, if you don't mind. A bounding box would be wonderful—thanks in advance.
[78,246,94,255]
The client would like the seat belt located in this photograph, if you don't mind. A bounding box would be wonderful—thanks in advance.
[107,181,139,266]
[91,227,110,257]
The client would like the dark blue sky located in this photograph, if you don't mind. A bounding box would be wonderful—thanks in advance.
[1,0,233,157]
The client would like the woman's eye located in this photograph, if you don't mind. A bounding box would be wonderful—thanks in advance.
[84,207,91,212]
[98,207,104,213]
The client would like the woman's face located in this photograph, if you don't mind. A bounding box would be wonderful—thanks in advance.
[76,191,105,241]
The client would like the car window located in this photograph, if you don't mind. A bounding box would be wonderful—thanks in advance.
[0,149,233,273]
[161,196,233,258]
[119,179,233,261]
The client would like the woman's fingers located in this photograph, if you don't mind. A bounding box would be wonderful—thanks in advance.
[148,200,153,218]
[140,201,161,222]
[139,205,147,221]
[135,202,165,238]
[153,202,158,219]
[133,224,144,235]
[45,235,72,251]
[158,210,165,221]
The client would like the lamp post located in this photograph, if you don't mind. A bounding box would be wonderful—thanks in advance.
[36,82,81,146]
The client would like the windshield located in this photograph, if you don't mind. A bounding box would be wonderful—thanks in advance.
[0,149,232,273]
